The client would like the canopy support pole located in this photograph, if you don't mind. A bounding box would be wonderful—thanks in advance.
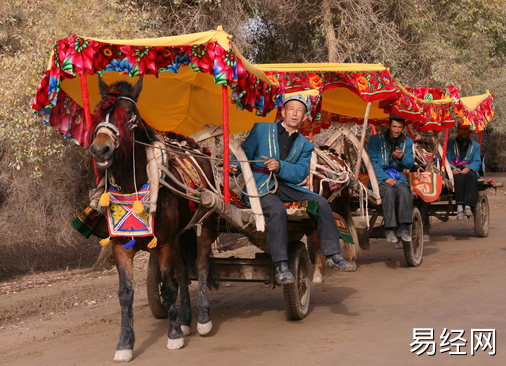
[354,102,372,182]
[441,128,449,173]
[79,74,93,144]
[479,130,483,153]
[222,85,231,209]
[406,125,415,140]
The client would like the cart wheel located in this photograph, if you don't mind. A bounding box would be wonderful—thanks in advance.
[147,253,168,319]
[283,241,311,320]
[403,206,423,267]
[474,191,489,237]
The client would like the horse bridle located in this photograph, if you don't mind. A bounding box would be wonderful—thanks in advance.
[93,96,139,149]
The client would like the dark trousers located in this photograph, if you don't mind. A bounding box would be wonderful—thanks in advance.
[379,182,413,229]
[260,183,341,262]
[454,170,479,207]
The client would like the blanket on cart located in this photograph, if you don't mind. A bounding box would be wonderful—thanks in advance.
[71,206,109,239]
[405,171,443,202]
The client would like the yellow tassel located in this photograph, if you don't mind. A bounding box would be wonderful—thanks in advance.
[147,236,157,249]
[99,192,110,207]
[100,237,111,246]
[133,200,144,214]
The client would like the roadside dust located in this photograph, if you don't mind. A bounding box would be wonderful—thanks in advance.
[1,175,505,365]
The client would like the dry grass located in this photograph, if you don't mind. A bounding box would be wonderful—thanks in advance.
[0,138,101,280]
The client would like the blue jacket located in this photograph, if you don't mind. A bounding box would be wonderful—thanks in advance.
[446,139,481,173]
[367,131,415,186]
[233,122,317,205]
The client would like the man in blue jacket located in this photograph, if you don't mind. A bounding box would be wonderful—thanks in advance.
[446,123,481,219]
[231,94,355,284]
[367,114,415,245]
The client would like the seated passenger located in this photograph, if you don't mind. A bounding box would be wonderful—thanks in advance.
[230,94,355,285]
[446,123,481,219]
[367,114,415,245]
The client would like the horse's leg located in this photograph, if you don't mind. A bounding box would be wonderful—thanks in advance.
[196,220,214,335]
[311,231,324,283]
[158,243,185,349]
[177,259,192,336]
[113,244,137,362]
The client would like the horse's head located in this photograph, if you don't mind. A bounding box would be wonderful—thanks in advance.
[89,76,143,170]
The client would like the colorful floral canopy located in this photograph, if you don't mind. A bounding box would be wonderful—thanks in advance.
[33,27,281,147]
[33,27,494,146]
[324,86,494,133]
[256,63,402,135]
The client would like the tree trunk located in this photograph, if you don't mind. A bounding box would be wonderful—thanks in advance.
[322,0,338,62]
[92,244,114,271]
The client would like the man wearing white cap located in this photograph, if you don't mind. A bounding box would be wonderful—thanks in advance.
[231,94,355,285]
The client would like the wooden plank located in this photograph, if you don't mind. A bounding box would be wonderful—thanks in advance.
[229,138,266,232]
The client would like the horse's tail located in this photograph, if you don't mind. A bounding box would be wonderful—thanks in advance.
[179,230,219,290]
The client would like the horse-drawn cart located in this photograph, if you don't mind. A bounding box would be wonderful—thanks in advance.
[318,88,496,267]
[33,27,496,361]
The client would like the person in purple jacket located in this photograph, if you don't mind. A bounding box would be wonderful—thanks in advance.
[230,94,355,284]
[446,123,482,219]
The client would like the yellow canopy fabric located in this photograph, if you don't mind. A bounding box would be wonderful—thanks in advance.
[460,92,492,112]
[60,70,277,136]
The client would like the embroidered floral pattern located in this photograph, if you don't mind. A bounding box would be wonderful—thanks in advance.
[33,35,281,147]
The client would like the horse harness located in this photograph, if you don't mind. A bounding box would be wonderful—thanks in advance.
[90,96,217,235]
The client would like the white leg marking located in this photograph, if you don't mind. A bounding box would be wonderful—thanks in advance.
[167,337,185,350]
[181,325,191,336]
[197,321,212,335]
[312,275,323,283]
[114,349,133,362]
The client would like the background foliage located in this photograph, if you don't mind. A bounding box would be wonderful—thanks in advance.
[0,0,504,277]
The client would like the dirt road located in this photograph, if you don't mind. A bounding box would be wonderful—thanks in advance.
[1,177,505,366]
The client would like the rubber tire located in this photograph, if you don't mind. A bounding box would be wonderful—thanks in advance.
[283,241,311,320]
[474,191,490,237]
[403,206,423,267]
[147,254,168,319]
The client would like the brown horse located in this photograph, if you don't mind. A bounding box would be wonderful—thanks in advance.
[310,150,359,282]
[88,76,217,361]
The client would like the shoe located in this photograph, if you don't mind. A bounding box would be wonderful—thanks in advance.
[397,225,412,242]
[464,206,473,217]
[326,253,356,272]
[456,210,464,220]
[274,261,295,285]
[385,229,398,243]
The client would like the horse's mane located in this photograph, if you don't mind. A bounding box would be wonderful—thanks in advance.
[89,80,145,156]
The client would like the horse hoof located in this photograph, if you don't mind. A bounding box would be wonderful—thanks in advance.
[197,321,212,335]
[114,349,133,362]
[312,276,323,283]
[181,325,191,336]
[167,337,185,350]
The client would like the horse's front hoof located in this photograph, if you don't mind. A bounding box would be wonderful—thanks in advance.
[197,321,212,335]
[114,349,133,362]
[181,325,191,336]
[312,276,323,283]
[167,337,184,350]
